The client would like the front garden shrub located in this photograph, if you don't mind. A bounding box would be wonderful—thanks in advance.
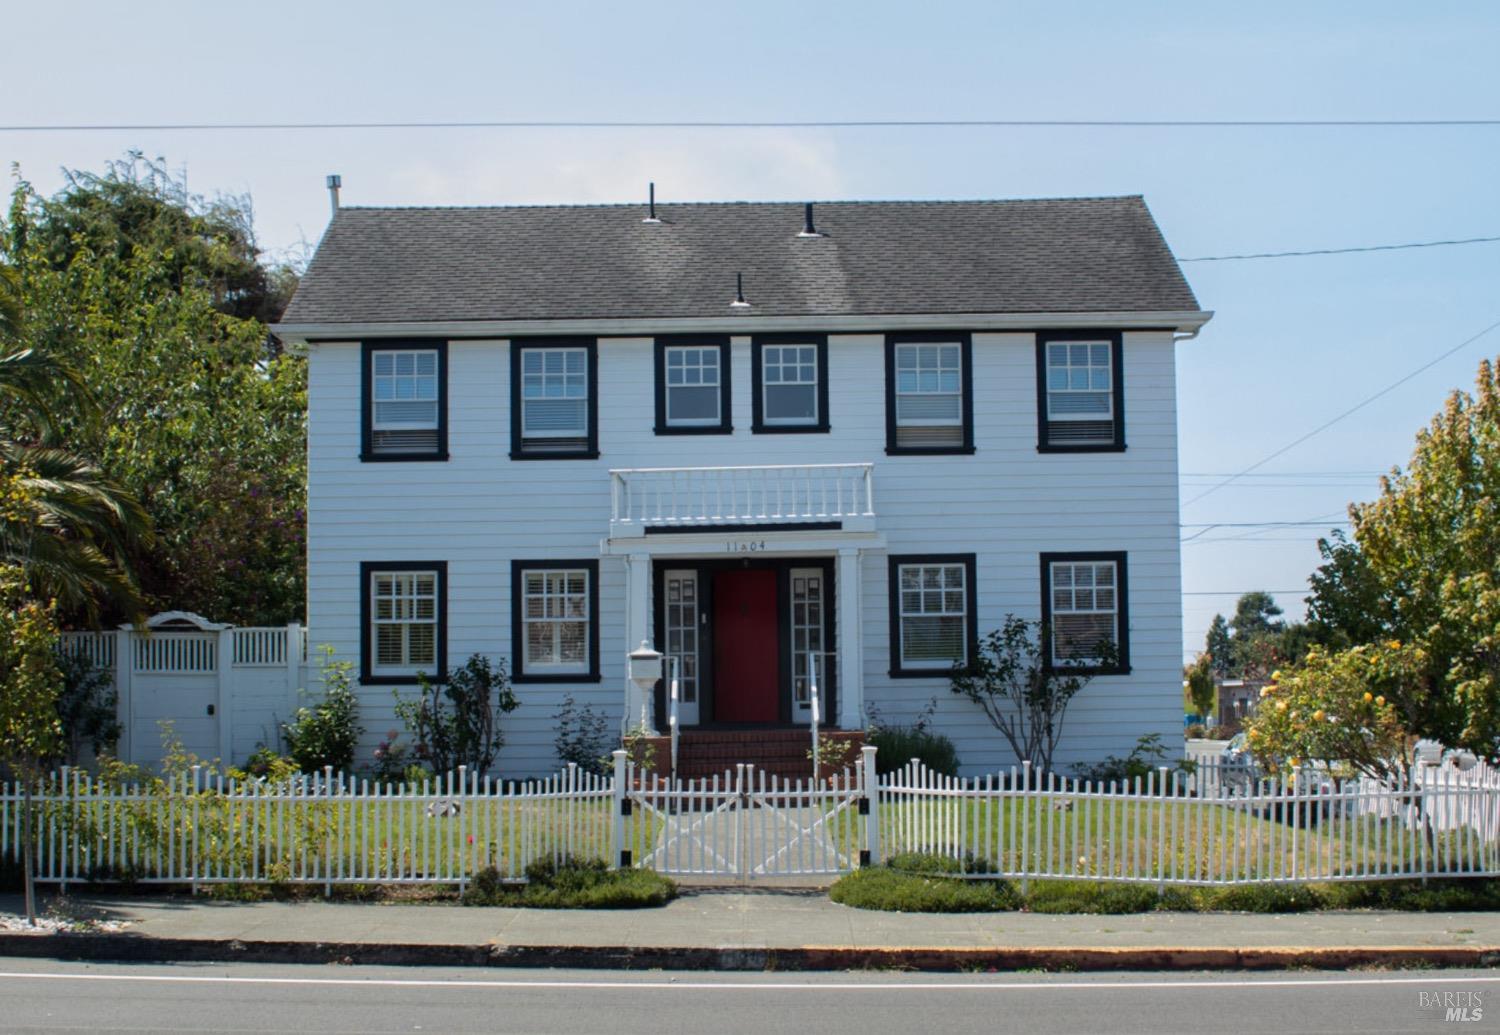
[53,652,120,765]
[553,695,611,774]
[1071,734,1197,785]
[865,700,959,776]
[397,653,518,775]
[282,648,363,774]
[463,856,677,909]
[830,866,1017,912]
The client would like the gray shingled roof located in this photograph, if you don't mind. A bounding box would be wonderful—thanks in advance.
[279,196,1199,326]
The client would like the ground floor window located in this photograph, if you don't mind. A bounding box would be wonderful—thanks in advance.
[512,559,600,682]
[1040,551,1130,673]
[360,561,446,684]
[887,554,977,677]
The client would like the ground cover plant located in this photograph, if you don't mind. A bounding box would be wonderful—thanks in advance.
[463,855,677,909]
[829,852,1500,913]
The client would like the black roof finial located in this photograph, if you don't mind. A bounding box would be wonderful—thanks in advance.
[730,271,750,308]
[643,182,661,224]
[799,201,820,237]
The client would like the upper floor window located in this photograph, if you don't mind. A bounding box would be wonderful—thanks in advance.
[360,561,447,684]
[511,559,601,682]
[752,334,829,433]
[655,336,731,434]
[885,334,974,454]
[887,553,977,677]
[1040,552,1130,673]
[1037,332,1124,451]
[511,338,598,459]
[361,343,448,461]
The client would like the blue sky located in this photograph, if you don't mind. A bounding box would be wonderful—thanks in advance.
[6,1,1498,659]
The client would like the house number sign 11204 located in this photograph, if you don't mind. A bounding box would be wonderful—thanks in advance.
[725,539,768,553]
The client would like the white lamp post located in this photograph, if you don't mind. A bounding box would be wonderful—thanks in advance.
[627,641,663,733]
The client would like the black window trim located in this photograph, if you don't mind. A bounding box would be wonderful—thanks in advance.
[360,560,448,686]
[360,340,449,462]
[511,558,602,683]
[1039,550,1131,675]
[509,337,600,460]
[1035,330,1126,453]
[887,553,979,678]
[653,334,733,435]
[884,332,976,456]
[751,333,831,434]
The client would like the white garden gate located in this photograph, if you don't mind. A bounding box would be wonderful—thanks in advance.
[623,757,871,880]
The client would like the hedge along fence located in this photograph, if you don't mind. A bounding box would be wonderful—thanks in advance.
[0,763,647,892]
[878,759,1500,886]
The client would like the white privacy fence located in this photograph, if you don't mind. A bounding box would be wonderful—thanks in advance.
[3,751,1498,890]
[57,621,312,769]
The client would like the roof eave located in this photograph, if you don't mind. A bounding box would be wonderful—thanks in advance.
[272,309,1214,345]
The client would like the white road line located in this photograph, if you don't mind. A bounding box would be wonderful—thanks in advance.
[0,971,1496,993]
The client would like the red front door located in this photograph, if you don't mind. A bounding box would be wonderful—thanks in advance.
[713,570,779,722]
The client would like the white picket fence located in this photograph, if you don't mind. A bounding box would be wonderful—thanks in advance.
[3,750,1498,889]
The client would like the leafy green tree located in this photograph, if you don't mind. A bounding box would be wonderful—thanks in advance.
[4,157,305,625]
[1204,614,1233,675]
[0,567,64,924]
[1185,654,1217,722]
[1230,591,1284,640]
[950,615,1116,774]
[1301,356,1500,754]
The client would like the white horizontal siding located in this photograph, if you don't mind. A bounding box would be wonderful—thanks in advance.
[307,331,1181,776]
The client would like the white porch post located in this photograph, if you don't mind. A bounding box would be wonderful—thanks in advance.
[837,547,864,729]
[624,552,655,734]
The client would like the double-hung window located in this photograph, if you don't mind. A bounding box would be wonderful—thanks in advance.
[655,336,731,433]
[1041,552,1129,672]
[886,334,974,453]
[361,562,446,684]
[1037,332,1124,450]
[512,559,600,682]
[752,334,828,433]
[888,554,977,676]
[362,343,447,460]
[511,339,597,459]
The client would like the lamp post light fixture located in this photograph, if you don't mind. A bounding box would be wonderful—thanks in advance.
[627,641,663,732]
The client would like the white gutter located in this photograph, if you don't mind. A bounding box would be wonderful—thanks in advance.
[273,309,1214,345]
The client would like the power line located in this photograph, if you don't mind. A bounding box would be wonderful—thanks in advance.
[1179,234,1500,262]
[3,117,1500,133]
[1183,589,1307,596]
[1181,315,1500,508]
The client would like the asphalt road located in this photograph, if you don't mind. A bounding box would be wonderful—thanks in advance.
[0,961,1495,1034]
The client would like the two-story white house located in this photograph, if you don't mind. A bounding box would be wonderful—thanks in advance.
[273,194,1210,778]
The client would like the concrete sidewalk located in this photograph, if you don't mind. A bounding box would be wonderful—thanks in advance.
[2,890,1499,971]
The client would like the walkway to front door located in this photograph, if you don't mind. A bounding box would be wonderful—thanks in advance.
[713,570,778,722]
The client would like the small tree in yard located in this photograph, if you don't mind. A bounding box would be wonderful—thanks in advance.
[0,573,64,925]
[397,654,518,775]
[950,614,1115,775]
[281,647,364,774]
[1185,654,1217,726]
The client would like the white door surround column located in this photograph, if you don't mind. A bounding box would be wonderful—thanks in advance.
[837,547,864,729]
[624,552,655,734]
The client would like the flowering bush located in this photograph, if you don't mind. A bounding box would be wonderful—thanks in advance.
[1243,641,1424,781]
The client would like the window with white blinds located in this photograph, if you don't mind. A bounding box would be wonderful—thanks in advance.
[522,568,591,673]
[895,561,970,669]
[367,347,444,457]
[519,346,590,453]
[1040,336,1121,448]
[1047,559,1122,666]
[370,570,439,674]
[889,338,970,450]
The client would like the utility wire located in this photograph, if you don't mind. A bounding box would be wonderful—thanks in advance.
[3,118,1500,133]
[1179,234,1500,262]
[1181,316,1500,508]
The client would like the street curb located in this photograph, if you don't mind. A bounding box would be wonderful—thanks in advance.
[2,935,1498,971]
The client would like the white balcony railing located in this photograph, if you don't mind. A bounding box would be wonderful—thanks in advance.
[610,463,875,536]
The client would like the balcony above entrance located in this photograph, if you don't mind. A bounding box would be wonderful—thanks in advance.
[609,463,876,538]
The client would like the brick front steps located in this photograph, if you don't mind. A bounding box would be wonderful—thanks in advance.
[632,729,864,782]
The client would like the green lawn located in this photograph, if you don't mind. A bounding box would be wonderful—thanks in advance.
[878,792,1494,882]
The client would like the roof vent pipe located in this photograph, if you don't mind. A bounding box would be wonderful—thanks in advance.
[326,174,341,218]
[730,272,750,308]
[643,182,661,224]
[798,202,821,237]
